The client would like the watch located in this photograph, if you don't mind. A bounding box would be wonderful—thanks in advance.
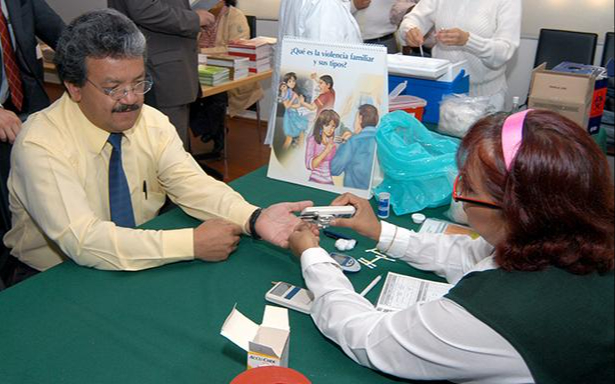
[248,208,263,240]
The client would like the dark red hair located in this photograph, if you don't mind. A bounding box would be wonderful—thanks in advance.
[458,110,614,274]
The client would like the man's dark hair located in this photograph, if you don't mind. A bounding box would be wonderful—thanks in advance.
[54,9,146,87]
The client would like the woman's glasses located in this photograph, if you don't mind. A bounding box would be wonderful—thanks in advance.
[452,175,501,209]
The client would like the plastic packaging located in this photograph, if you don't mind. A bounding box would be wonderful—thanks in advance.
[374,111,460,215]
[438,94,497,138]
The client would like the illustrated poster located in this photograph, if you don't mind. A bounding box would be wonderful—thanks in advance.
[267,38,388,198]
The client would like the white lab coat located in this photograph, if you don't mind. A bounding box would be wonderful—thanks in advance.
[265,0,363,144]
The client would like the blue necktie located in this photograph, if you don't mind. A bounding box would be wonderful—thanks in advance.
[108,133,136,228]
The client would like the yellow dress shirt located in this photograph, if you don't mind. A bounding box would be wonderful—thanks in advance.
[4,93,257,271]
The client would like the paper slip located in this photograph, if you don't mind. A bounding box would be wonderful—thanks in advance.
[419,218,480,239]
[376,272,453,313]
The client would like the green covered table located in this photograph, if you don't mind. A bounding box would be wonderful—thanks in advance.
[0,167,450,384]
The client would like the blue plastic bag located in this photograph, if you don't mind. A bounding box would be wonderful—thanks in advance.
[374,111,460,215]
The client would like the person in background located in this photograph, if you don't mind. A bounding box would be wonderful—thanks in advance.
[330,104,379,190]
[0,0,65,143]
[193,0,263,157]
[0,0,65,285]
[400,0,521,111]
[351,0,399,53]
[108,0,216,150]
[265,0,362,145]
[3,9,312,284]
[389,0,435,56]
[289,109,614,383]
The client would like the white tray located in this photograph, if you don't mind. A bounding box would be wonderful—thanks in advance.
[387,54,450,79]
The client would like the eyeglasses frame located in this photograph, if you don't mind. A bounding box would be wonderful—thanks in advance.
[452,174,501,209]
[85,76,153,101]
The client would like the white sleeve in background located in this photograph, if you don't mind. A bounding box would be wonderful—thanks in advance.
[398,0,437,46]
[303,0,363,44]
[463,0,521,70]
[301,247,533,383]
[377,221,495,284]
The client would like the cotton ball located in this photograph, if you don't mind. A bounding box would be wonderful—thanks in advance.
[345,239,357,251]
[335,239,349,251]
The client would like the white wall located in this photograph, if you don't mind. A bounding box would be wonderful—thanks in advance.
[521,0,614,40]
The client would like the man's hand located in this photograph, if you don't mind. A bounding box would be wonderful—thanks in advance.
[0,108,22,144]
[255,201,315,248]
[288,224,320,258]
[405,27,424,47]
[353,0,371,10]
[195,9,215,27]
[194,219,242,262]
[436,28,470,46]
[331,193,381,241]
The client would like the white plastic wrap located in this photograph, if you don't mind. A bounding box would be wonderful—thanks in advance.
[438,94,497,138]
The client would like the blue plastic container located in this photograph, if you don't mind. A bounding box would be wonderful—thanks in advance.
[388,70,470,124]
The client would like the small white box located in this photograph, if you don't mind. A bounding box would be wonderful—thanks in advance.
[220,305,290,369]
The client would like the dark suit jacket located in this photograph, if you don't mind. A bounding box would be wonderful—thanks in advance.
[5,0,64,116]
[2,0,63,283]
[108,0,202,108]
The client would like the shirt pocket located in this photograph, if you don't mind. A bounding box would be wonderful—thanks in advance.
[141,190,167,222]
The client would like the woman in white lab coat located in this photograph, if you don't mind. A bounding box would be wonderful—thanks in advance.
[288,110,614,383]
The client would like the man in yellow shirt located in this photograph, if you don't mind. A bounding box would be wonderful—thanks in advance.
[3,9,310,281]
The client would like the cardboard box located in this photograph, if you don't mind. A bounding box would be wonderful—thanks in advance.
[221,305,290,369]
[528,63,607,134]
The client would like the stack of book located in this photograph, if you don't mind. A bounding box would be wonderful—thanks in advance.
[198,65,230,86]
[228,37,276,74]
[205,54,250,80]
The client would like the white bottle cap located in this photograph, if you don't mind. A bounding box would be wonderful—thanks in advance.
[411,213,427,225]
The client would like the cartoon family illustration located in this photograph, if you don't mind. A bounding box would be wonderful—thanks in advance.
[277,71,380,191]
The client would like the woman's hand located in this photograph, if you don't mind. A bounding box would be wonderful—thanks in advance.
[405,27,424,47]
[436,28,470,46]
[330,193,382,241]
[289,224,321,258]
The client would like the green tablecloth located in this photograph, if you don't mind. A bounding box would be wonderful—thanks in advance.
[0,167,450,384]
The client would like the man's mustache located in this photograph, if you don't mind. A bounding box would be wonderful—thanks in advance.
[113,103,141,113]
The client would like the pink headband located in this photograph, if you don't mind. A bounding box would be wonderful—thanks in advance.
[501,109,532,171]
